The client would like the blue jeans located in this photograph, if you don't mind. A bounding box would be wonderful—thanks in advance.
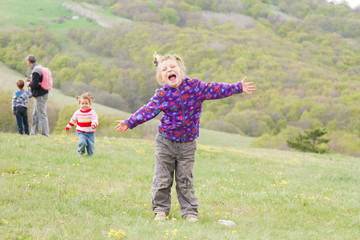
[77,132,95,156]
[15,106,29,135]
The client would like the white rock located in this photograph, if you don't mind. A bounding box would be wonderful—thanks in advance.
[218,219,236,227]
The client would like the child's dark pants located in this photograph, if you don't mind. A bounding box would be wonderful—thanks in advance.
[152,134,199,217]
[15,106,29,135]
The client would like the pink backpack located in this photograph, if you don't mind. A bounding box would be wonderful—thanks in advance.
[35,66,53,91]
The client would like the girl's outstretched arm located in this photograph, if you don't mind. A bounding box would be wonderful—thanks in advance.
[241,76,256,95]
[65,111,78,133]
[119,91,163,130]
[197,76,255,101]
[114,120,128,133]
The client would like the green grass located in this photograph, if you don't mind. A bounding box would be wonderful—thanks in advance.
[0,0,117,65]
[1,133,359,239]
[197,129,254,149]
[45,1,129,65]
[0,0,95,30]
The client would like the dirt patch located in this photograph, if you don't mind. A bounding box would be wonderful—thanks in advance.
[62,2,112,28]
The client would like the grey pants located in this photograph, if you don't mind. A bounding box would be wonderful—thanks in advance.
[152,134,199,217]
[31,93,49,137]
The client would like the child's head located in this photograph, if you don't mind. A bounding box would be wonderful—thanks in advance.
[76,92,94,111]
[17,80,25,90]
[153,53,186,88]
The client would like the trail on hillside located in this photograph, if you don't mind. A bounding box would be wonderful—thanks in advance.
[61,2,112,28]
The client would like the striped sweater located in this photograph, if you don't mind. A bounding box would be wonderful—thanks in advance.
[65,108,98,133]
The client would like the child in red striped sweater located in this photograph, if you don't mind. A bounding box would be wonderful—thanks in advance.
[65,92,98,156]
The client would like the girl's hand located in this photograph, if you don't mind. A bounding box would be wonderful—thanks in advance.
[91,122,98,130]
[241,76,256,95]
[115,120,128,133]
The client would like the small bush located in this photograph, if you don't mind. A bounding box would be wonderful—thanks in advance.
[286,128,330,154]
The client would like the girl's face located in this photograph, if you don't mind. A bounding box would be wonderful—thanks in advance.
[80,98,91,111]
[159,59,183,88]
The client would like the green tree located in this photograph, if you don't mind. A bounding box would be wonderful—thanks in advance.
[159,7,180,25]
[286,128,330,154]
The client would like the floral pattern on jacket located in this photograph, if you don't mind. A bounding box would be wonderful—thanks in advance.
[125,78,243,142]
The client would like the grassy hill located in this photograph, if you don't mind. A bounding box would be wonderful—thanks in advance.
[0,0,98,30]
[2,2,359,238]
[0,0,122,64]
[1,0,360,156]
[0,61,127,116]
[1,133,359,239]
[0,0,255,145]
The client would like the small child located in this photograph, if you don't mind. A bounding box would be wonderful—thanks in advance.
[12,79,32,135]
[65,92,98,156]
[115,53,255,222]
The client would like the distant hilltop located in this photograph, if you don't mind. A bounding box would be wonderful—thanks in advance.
[327,0,360,9]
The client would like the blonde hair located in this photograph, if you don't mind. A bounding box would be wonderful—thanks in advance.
[76,92,95,104]
[153,52,186,85]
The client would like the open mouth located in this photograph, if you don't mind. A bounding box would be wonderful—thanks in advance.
[168,74,176,81]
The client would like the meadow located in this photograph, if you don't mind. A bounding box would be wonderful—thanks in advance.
[1,133,359,239]
[0,0,96,30]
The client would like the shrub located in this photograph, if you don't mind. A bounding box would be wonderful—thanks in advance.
[286,128,330,154]
[52,104,79,134]
[251,126,302,150]
[0,91,17,133]
[328,131,360,157]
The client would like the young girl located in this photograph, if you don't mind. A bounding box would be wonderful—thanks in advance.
[114,53,255,222]
[65,92,98,156]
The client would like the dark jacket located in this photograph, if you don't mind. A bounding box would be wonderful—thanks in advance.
[29,63,48,97]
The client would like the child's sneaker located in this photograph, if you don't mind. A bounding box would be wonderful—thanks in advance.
[185,215,198,222]
[154,212,166,221]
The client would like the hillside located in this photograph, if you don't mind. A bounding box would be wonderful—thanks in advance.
[1,133,359,239]
[0,60,254,147]
[1,0,360,155]
[0,61,127,116]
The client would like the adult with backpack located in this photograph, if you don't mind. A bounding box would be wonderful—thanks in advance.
[25,54,52,137]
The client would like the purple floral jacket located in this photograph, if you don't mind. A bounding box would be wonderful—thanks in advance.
[125,78,243,142]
